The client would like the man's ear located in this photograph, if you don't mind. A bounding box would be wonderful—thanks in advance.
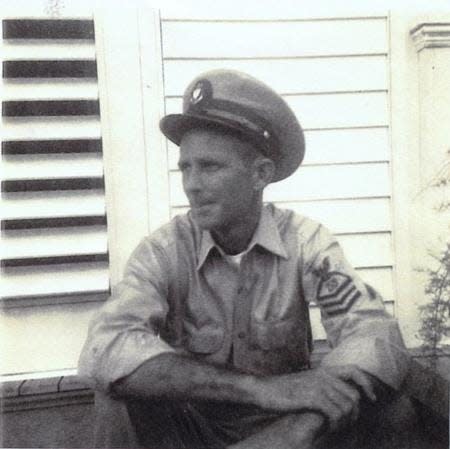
[253,157,275,191]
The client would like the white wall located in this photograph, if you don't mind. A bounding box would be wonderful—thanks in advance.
[2,3,449,378]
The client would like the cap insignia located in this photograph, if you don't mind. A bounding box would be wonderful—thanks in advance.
[191,82,205,105]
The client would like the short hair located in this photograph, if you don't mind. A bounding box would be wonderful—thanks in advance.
[191,123,268,167]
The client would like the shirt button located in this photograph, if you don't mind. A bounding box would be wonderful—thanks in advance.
[238,331,246,339]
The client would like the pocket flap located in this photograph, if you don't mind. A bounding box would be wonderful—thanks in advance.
[251,316,300,351]
[184,323,224,354]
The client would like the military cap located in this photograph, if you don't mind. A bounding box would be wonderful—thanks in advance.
[159,69,304,182]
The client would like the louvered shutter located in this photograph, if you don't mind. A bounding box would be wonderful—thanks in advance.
[1,18,109,308]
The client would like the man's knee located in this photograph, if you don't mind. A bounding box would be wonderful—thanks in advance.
[93,392,140,448]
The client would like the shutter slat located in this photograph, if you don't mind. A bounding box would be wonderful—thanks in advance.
[3,42,96,61]
[2,139,102,155]
[2,190,105,219]
[2,19,95,40]
[0,290,109,308]
[3,116,101,140]
[2,177,104,192]
[3,100,100,117]
[1,215,106,230]
[3,153,104,180]
[1,253,108,268]
[3,60,97,78]
[1,263,109,298]
[3,79,98,101]
[3,226,108,259]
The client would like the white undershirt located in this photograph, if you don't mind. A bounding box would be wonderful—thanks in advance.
[223,251,245,268]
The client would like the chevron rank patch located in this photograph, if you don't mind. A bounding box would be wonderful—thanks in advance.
[313,256,361,317]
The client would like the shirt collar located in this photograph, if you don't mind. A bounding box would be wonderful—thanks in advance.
[196,205,288,270]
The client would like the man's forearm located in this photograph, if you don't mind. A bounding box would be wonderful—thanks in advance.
[112,352,261,407]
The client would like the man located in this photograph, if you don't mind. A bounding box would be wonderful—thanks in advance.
[78,70,410,449]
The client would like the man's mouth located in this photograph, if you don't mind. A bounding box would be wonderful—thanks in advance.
[190,200,214,209]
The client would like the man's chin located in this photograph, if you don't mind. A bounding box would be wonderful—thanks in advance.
[190,209,217,230]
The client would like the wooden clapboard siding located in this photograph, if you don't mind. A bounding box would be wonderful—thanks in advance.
[171,197,392,234]
[1,18,109,307]
[159,6,388,21]
[163,56,388,95]
[162,19,388,58]
[164,92,389,129]
[356,267,394,300]
[169,163,390,205]
[168,128,390,168]
[160,12,395,319]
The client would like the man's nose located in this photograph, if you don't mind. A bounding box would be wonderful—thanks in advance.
[182,167,202,194]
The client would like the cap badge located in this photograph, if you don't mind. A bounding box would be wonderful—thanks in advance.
[191,82,205,105]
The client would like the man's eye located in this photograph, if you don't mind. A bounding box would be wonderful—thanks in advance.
[203,163,220,172]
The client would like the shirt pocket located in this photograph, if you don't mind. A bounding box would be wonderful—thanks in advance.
[250,315,301,351]
[183,321,224,354]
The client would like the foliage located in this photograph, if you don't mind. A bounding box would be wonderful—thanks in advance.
[418,244,450,370]
[417,153,450,371]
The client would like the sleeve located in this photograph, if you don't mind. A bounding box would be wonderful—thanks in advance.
[77,237,176,393]
[301,223,411,391]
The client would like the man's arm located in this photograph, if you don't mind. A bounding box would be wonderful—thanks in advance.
[78,236,176,392]
[113,352,376,432]
[301,223,411,391]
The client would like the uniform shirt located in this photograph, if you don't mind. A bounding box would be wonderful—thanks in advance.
[78,204,410,393]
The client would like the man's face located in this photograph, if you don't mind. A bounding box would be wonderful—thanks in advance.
[178,128,260,233]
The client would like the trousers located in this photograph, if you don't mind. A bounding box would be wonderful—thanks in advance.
[92,391,434,449]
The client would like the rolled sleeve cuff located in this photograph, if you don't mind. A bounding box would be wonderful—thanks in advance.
[79,332,176,393]
[320,336,411,391]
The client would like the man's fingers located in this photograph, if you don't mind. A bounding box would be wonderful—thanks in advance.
[326,379,360,423]
[308,375,360,432]
[329,365,377,402]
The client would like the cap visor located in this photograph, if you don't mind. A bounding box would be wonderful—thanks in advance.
[160,113,256,147]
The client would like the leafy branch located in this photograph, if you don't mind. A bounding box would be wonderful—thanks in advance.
[418,244,450,370]
[417,147,450,371]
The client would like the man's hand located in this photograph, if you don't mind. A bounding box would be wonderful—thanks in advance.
[257,365,376,432]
